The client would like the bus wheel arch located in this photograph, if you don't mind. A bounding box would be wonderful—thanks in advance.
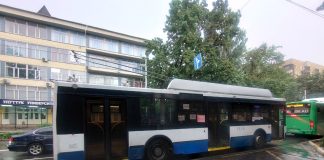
[144,135,173,160]
[253,129,266,149]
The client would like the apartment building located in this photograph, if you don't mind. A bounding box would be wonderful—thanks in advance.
[283,58,324,77]
[0,5,146,129]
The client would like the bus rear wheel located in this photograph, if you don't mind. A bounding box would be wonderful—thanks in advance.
[254,132,266,149]
[145,139,173,160]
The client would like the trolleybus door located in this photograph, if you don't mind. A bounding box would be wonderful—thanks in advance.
[85,98,106,160]
[109,98,128,159]
[208,102,230,149]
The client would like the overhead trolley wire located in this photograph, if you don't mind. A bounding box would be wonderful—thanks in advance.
[72,52,169,82]
[1,43,172,82]
[71,51,172,80]
[285,0,324,19]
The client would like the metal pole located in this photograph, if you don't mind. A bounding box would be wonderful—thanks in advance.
[14,106,16,129]
[145,57,148,88]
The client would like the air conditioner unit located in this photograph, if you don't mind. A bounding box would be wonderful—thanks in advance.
[46,82,52,88]
[2,79,10,85]
[42,57,49,62]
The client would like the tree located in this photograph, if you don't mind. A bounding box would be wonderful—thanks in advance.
[297,72,324,99]
[146,0,246,88]
[242,44,295,98]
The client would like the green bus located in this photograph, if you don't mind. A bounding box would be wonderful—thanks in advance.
[286,99,324,136]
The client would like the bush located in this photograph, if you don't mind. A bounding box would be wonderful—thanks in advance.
[0,132,22,140]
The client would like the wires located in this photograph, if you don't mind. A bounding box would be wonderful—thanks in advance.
[241,0,252,11]
[285,0,324,19]
[72,51,170,82]
[1,41,172,83]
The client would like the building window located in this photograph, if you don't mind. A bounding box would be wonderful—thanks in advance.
[5,63,46,80]
[18,86,27,100]
[121,42,146,57]
[89,74,105,85]
[16,19,27,36]
[17,64,27,79]
[39,88,48,101]
[4,108,9,119]
[38,25,48,40]
[5,85,18,99]
[50,68,86,83]
[70,31,86,46]
[5,62,16,78]
[88,36,118,52]
[5,17,15,34]
[28,87,37,101]
[18,113,22,119]
[5,85,48,101]
[51,28,68,43]
[35,112,39,119]
[27,22,37,38]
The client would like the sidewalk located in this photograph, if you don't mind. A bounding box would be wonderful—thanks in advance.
[309,139,324,155]
[0,140,7,150]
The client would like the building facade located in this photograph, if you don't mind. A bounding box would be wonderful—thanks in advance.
[283,58,324,77]
[0,5,146,130]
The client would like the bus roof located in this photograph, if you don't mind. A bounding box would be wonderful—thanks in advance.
[55,79,285,102]
[168,79,273,98]
[302,98,324,103]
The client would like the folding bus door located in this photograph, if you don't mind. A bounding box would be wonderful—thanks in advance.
[208,102,230,150]
[109,98,128,159]
[85,98,106,160]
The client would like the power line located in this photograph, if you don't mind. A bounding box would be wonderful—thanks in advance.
[285,0,324,19]
[1,43,171,83]
[241,0,252,11]
[72,51,171,81]
[73,53,169,82]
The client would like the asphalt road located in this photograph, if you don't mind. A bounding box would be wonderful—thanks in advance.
[0,135,321,160]
[195,135,324,160]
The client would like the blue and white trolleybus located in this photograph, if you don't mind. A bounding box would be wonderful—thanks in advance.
[53,79,285,160]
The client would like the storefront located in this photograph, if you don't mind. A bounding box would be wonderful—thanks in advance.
[0,99,53,130]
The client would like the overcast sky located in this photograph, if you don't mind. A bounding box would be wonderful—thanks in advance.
[1,0,324,65]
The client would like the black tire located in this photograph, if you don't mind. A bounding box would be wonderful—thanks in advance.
[27,143,44,156]
[145,139,173,160]
[254,131,266,149]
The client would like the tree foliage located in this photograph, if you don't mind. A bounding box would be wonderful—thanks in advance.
[242,44,295,98]
[297,72,324,99]
[146,0,323,101]
[146,0,246,88]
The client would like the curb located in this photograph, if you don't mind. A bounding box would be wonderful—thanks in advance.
[309,140,324,155]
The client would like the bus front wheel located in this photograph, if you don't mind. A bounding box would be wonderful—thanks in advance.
[254,131,266,149]
[145,139,173,160]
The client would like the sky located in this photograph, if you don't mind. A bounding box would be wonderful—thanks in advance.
[1,0,324,65]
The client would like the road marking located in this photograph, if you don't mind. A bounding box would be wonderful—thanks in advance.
[266,151,283,160]
[0,149,9,152]
[23,157,53,160]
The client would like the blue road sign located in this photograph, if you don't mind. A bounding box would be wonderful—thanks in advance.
[194,53,203,70]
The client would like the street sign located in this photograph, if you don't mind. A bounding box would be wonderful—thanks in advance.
[194,53,203,70]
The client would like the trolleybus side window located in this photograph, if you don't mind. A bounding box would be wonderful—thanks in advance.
[178,101,205,126]
[252,105,270,123]
[231,104,251,123]
[140,97,156,127]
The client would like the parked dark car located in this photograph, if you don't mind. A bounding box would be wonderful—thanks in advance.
[7,126,53,156]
